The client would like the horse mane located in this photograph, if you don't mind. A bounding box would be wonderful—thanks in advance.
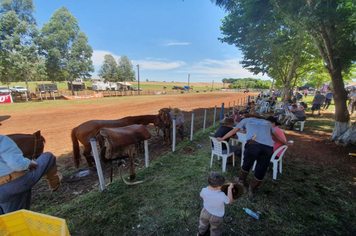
[71,127,81,168]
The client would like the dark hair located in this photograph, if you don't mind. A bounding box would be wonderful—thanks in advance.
[223,117,234,125]
[207,172,225,188]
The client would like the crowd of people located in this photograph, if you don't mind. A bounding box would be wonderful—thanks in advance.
[201,88,342,235]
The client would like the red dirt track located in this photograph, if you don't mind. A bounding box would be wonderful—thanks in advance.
[2,91,255,157]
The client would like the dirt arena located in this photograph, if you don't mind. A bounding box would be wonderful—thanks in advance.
[2,91,253,158]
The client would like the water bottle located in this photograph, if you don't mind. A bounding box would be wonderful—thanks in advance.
[243,208,260,219]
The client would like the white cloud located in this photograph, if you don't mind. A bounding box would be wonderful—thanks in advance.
[177,58,271,80]
[91,50,186,72]
[91,50,270,81]
[91,50,120,66]
[134,59,186,70]
[163,42,191,46]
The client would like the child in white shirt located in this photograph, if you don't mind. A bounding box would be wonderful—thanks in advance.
[198,172,233,236]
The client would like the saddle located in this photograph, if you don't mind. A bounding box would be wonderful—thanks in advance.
[95,124,151,161]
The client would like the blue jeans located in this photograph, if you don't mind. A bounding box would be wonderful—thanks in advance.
[242,143,273,180]
[0,152,56,214]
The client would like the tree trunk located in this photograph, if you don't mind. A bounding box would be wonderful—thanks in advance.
[326,63,356,145]
[334,122,356,146]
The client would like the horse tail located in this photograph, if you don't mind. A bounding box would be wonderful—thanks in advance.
[71,127,81,168]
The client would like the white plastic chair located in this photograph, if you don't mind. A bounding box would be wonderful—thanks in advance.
[209,137,235,172]
[294,120,305,131]
[285,111,305,131]
[252,140,293,180]
[259,102,270,114]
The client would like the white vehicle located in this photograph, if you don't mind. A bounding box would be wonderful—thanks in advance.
[0,86,11,94]
[10,86,27,93]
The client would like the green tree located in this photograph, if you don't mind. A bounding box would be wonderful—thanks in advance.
[0,1,46,91]
[98,54,120,83]
[118,55,135,82]
[214,0,316,100]
[271,0,356,144]
[40,7,93,94]
[0,0,36,24]
[212,0,356,144]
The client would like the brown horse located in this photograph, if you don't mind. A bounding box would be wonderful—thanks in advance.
[7,131,46,160]
[71,115,162,168]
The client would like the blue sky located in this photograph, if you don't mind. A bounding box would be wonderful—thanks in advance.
[34,0,271,83]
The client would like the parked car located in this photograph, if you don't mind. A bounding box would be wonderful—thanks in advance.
[10,86,27,93]
[130,87,142,91]
[0,86,11,94]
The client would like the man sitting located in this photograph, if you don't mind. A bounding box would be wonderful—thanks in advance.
[286,104,307,130]
[214,117,241,155]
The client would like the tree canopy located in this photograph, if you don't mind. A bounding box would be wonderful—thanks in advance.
[212,0,356,144]
[40,7,93,83]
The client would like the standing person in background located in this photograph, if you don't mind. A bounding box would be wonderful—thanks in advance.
[311,91,325,116]
[349,89,356,115]
[169,108,185,141]
[0,115,62,215]
[217,113,293,197]
[323,89,334,110]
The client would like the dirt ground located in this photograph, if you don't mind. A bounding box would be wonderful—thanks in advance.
[2,91,355,208]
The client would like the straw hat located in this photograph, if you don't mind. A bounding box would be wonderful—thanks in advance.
[171,108,182,116]
[0,115,11,122]
[221,183,244,200]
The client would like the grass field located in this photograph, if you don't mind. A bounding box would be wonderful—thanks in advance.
[23,95,356,236]
[4,80,226,93]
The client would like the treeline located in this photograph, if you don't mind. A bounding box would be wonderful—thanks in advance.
[0,0,93,89]
[222,78,272,89]
[0,0,138,91]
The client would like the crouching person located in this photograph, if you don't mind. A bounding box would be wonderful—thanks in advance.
[0,115,62,215]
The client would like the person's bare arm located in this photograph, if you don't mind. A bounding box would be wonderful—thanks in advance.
[272,132,293,147]
[216,127,240,141]
[228,184,234,204]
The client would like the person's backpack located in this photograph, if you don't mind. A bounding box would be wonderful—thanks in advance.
[300,102,308,109]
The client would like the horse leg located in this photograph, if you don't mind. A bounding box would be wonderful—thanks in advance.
[127,145,137,180]
[83,144,95,168]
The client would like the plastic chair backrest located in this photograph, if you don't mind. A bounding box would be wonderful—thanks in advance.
[210,136,230,155]
[275,102,284,109]
[271,145,288,162]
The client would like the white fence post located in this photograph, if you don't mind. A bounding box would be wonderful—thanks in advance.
[172,118,176,152]
[203,109,207,133]
[190,112,194,141]
[90,138,106,191]
[213,105,217,127]
[144,140,149,167]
